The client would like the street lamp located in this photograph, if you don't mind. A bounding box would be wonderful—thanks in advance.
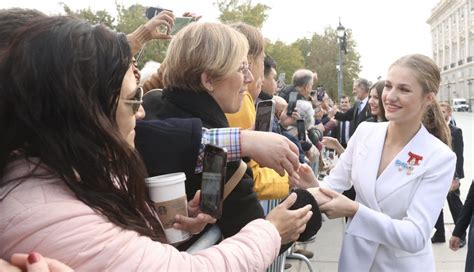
[468,79,473,112]
[447,81,452,104]
[336,18,347,100]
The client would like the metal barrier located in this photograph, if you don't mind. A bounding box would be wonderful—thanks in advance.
[185,225,222,254]
[261,198,286,272]
[262,198,314,272]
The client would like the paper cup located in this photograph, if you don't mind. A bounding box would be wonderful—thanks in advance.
[145,172,191,244]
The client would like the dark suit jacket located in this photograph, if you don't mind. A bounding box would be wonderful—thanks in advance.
[450,124,464,179]
[334,99,371,136]
[452,181,474,237]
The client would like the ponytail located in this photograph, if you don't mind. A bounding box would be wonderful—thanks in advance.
[422,99,451,148]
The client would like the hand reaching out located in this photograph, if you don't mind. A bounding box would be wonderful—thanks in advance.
[289,164,318,189]
[319,187,359,219]
[266,193,313,244]
[241,130,300,176]
[173,190,216,234]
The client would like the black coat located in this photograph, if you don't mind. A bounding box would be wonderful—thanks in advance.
[153,87,265,238]
[334,100,371,136]
[452,181,474,237]
[450,124,464,179]
[137,87,322,247]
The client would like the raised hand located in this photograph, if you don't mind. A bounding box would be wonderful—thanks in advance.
[144,10,175,40]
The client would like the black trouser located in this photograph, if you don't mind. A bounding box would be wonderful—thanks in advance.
[434,189,465,240]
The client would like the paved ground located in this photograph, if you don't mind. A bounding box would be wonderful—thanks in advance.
[286,112,473,271]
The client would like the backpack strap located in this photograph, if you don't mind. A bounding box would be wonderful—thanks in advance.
[223,160,247,200]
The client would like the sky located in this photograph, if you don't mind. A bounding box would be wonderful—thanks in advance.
[1,0,441,81]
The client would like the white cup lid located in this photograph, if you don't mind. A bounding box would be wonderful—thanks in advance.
[145,172,186,187]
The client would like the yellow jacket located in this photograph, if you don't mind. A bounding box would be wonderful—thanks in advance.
[226,92,289,200]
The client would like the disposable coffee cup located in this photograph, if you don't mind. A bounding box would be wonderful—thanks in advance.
[145,172,191,244]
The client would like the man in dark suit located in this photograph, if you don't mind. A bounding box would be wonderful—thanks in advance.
[432,102,465,245]
[449,180,474,272]
[331,95,352,148]
[328,79,371,202]
[328,78,371,136]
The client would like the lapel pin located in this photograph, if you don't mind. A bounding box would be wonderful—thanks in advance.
[395,152,423,175]
[406,152,423,175]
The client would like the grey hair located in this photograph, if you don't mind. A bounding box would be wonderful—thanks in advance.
[354,78,371,92]
[292,69,313,88]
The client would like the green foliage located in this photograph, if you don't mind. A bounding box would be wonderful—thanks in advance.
[270,27,361,100]
[61,3,115,29]
[215,0,270,29]
[62,3,169,68]
[265,41,304,85]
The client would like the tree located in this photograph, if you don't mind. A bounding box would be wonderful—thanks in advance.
[62,3,169,68]
[265,41,304,85]
[215,0,270,29]
[294,27,361,100]
[61,3,115,29]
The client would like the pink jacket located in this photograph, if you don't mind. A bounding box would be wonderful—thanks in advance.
[0,159,281,271]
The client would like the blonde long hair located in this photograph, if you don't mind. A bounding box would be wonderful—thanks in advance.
[390,54,451,147]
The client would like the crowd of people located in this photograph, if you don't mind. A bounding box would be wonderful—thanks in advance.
[0,7,472,272]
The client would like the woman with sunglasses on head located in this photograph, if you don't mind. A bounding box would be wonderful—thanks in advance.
[0,16,313,271]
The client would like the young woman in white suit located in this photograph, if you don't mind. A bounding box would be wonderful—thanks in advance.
[298,54,456,271]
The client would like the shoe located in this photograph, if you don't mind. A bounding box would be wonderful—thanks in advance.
[294,248,314,259]
[459,239,466,248]
[284,263,292,270]
[431,235,446,243]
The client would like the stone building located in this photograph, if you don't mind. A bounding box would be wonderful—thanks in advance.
[427,0,474,109]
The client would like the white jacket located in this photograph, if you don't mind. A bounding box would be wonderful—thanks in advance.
[321,122,456,272]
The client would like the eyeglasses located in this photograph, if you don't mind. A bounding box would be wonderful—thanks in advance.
[120,86,143,114]
[238,62,250,74]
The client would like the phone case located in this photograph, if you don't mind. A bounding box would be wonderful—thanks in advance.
[255,100,275,132]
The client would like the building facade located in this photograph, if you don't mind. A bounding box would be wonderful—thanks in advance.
[427,0,474,110]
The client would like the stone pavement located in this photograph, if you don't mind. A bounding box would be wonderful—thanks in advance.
[286,217,468,271]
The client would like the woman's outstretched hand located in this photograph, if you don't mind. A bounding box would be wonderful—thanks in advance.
[319,187,359,219]
[266,193,313,244]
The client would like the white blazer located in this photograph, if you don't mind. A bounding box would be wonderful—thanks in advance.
[320,122,456,272]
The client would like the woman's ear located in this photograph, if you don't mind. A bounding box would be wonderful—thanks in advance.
[425,92,435,107]
[200,72,214,92]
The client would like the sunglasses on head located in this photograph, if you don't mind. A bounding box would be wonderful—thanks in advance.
[120,86,143,114]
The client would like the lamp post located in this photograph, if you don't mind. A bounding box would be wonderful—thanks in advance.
[336,19,347,100]
[447,81,453,104]
[468,79,472,112]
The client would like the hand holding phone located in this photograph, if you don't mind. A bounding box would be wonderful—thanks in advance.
[200,145,227,219]
[287,92,298,116]
[296,119,306,142]
[255,100,275,132]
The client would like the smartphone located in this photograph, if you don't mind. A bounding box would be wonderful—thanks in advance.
[287,92,298,116]
[255,100,275,132]
[145,7,170,20]
[296,119,306,141]
[170,17,194,35]
[200,144,227,219]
